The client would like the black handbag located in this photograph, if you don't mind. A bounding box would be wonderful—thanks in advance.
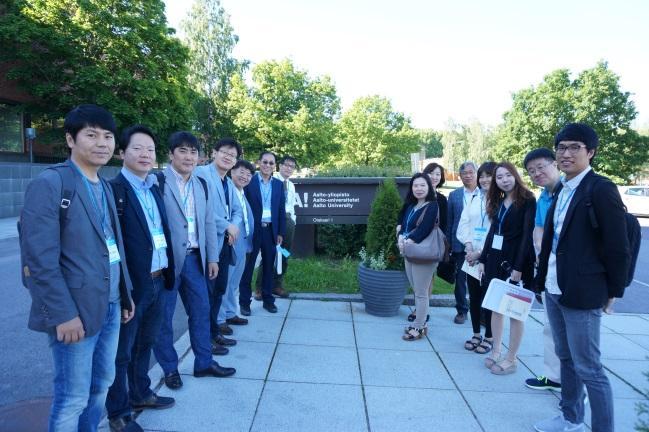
[436,255,456,284]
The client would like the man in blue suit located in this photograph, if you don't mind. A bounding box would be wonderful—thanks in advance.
[240,151,286,315]
[105,125,175,432]
[20,105,135,431]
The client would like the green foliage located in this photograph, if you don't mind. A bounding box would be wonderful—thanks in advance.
[313,165,410,177]
[277,257,360,294]
[316,224,366,258]
[0,0,195,157]
[364,177,403,270]
[441,119,497,173]
[335,95,419,168]
[495,62,649,183]
[226,59,340,165]
[418,129,443,158]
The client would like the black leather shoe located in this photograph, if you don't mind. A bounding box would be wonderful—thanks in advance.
[240,305,251,316]
[226,315,249,325]
[109,415,143,432]
[164,370,183,390]
[219,323,234,335]
[194,361,236,378]
[263,303,278,313]
[211,343,229,355]
[131,393,175,411]
[213,335,237,346]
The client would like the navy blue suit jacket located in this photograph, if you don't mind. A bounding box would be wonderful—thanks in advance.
[110,173,175,296]
[244,174,286,248]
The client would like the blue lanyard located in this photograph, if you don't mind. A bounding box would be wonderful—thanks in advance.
[260,176,272,206]
[180,181,193,214]
[479,194,487,228]
[404,203,426,237]
[135,188,158,228]
[496,202,510,235]
[71,162,110,235]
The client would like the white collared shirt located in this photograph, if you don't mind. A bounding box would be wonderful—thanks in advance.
[170,166,199,249]
[274,172,297,223]
[545,166,592,294]
[235,188,250,236]
[463,187,478,208]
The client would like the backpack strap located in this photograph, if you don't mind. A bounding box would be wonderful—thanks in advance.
[582,175,603,230]
[155,171,166,195]
[197,176,208,201]
[49,164,77,231]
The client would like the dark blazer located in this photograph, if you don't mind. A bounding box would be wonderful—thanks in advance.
[245,173,286,247]
[436,192,448,235]
[21,160,133,337]
[109,173,175,297]
[536,170,630,309]
[447,187,474,253]
[399,201,439,243]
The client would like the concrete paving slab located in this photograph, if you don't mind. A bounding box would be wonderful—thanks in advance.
[602,314,649,335]
[279,318,355,347]
[601,332,649,360]
[350,302,413,324]
[439,352,540,394]
[248,298,291,318]
[287,299,352,322]
[625,334,649,351]
[136,377,263,431]
[354,321,434,351]
[463,390,559,432]
[583,398,648,432]
[428,325,504,354]
[358,348,455,390]
[251,381,367,432]
[0,217,18,240]
[364,386,481,432]
[268,344,360,385]
[517,355,559,383]
[504,325,544,357]
[427,306,473,328]
[605,359,649,398]
[229,315,285,343]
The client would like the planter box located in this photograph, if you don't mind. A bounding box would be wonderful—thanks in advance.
[358,263,409,316]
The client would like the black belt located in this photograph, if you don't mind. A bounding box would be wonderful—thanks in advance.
[261,222,272,228]
[186,248,199,255]
[151,269,163,278]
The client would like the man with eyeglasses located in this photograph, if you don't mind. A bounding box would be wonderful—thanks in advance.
[195,138,243,351]
[522,148,562,396]
[240,151,286,315]
[534,123,630,432]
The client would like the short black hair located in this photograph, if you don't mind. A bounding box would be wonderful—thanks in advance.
[64,104,117,140]
[168,131,200,153]
[422,162,446,188]
[212,137,242,158]
[231,159,256,175]
[477,161,497,184]
[120,125,156,151]
[258,150,277,162]
[554,123,599,151]
[523,148,555,168]
[279,156,297,167]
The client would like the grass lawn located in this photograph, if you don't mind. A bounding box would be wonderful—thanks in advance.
[270,257,455,295]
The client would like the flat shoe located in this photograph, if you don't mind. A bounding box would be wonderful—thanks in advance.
[491,359,517,375]
[484,354,501,369]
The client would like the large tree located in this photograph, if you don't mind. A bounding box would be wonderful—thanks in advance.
[0,0,194,155]
[335,95,419,168]
[181,0,247,146]
[417,129,443,158]
[227,59,340,165]
[495,62,648,182]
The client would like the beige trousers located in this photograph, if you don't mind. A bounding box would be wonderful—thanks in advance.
[404,259,438,328]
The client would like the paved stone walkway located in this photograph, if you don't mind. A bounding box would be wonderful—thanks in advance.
[115,299,648,432]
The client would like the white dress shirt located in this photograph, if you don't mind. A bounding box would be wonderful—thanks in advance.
[274,172,297,223]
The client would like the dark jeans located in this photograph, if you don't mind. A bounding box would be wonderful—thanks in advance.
[209,240,231,339]
[106,275,165,419]
[452,251,469,314]
[467,274,491,337]
[154,254,212,374]
[241,225,277,306]
[546,293,613,431]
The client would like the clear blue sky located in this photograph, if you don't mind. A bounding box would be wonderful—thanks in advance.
[164,0,649,130]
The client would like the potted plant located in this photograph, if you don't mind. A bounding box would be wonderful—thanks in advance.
[358,177,409,316]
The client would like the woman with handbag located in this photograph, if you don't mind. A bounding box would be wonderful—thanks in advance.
[456,161,496,354]
[478,162,536,374]
[397,173,440,341]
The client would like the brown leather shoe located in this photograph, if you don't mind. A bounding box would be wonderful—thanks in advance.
[454,313,466,324]
[253,290,262,301]
[219,323,233,335]
[226,315,249,325]
[272,287,289,298]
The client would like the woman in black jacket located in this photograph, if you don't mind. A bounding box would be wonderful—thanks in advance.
[478,162,536,374]
[397,173,439,341]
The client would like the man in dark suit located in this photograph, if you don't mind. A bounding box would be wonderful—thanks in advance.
[239,151,286,315]
[20,105,135,431]
[534,123,630,432]
[105,125,175,432]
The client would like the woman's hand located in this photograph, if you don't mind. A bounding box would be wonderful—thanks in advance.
[466,250,481,265]
[510,270,522,283]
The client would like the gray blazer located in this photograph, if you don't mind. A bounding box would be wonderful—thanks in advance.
[232,189,255,258]
[195,164,243,263]
[158,166,219,278]
[447,187,467,253]
[21,160,133,337]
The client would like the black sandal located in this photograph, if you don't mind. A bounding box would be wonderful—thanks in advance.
[407,313,430,322]
[475,338,493,354]
[464,335,482,351]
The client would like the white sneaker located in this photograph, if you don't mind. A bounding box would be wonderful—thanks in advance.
[534,415,584,432]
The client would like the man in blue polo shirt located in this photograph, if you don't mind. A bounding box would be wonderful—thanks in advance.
[524,148,562,393]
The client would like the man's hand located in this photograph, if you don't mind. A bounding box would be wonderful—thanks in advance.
[478,263,485,281]
[226,224,240,244]
[276,235,283,245]
[208,262,219,280]
[604,298,615,314]
[510,270,522,283]
[122,299,135,324]
[56,316,85,344]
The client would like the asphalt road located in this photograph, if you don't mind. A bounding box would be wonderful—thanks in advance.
[0,225,647,410]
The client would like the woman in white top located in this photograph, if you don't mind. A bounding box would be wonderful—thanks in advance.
[456,162,496,354]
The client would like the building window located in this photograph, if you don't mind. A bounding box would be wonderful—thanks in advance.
[0,104,23,153]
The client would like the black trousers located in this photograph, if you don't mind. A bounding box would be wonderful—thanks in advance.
[467,274,492,338]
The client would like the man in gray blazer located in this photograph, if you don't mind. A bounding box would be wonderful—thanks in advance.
[19,105,135,431]
[153,132,235,390]
[195,137,243,345]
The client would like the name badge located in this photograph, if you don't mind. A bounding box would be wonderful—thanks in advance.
[107,238,121,264]
[473,227,488,245]
[262,209,271,219]
[152,228,167,250]
[492,234,504,251]
[225,205,229,217]
[187,217,196,234]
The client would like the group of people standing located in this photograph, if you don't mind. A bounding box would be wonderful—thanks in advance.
[19,104,299,432]
[397,123,631,432]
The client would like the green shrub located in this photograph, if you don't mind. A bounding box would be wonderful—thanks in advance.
[316,224,367,258]
[364,177,403,270]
